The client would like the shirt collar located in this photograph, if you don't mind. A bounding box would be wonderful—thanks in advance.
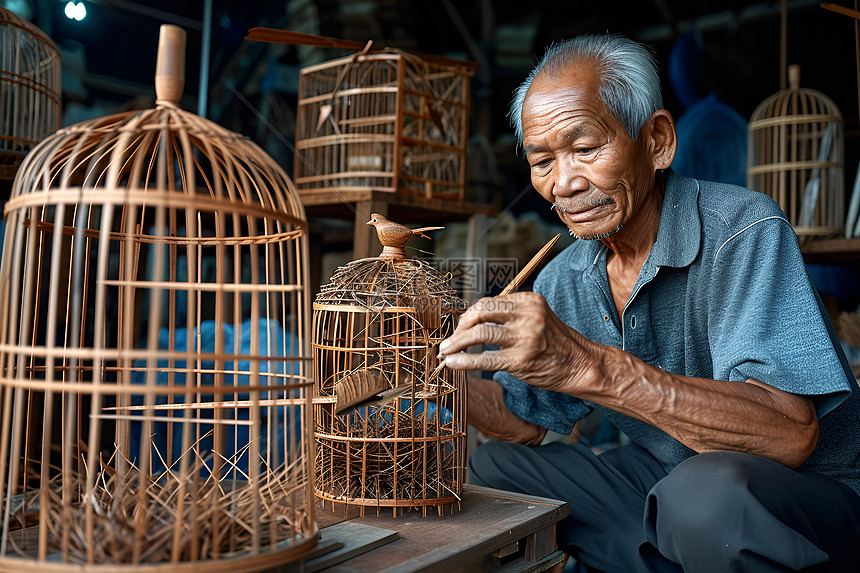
[651,169,701,268]
[568,169,702,271]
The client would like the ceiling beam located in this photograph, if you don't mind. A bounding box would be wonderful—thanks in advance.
[636,0,822,43]
[88,0,202,31]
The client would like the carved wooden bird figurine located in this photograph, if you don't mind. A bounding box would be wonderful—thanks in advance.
[367,213,443,249]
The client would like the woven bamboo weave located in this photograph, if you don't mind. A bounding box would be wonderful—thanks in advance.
[312,222,467,516]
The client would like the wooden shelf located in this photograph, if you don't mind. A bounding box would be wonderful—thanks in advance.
[301,189,495,221]
[801,237,860,263]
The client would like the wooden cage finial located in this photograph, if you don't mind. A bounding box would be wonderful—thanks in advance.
[788,64,801,90]
[155,24,186,106]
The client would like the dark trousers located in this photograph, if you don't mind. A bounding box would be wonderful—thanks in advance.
[467,441,860,572]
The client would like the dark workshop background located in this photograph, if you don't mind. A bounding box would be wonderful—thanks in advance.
[4,0,860,310]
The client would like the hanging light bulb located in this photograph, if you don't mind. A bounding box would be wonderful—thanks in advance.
[63,1,86,21]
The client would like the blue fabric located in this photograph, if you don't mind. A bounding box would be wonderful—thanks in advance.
[496,170,860,493]
[130,318,301,473]
[673,94,748,187]
[668,32,708,108]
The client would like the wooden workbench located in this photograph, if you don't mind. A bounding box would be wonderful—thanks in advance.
[279,484,569,573]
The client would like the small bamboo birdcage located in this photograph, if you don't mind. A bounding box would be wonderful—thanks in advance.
[312,218,467,515]
[0,25,317,571]
[748,65,844,240]
[0,7,61,182]
[295,50,473,201]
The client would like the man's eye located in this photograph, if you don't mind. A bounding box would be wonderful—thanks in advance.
[576,147,596,155]
[531,158,552,169]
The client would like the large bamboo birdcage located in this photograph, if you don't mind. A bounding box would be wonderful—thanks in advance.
[295,50,473,201]
[748,65,844,239]
[0,7,61,182]
[0,25,317,571]
[312,218,467,515]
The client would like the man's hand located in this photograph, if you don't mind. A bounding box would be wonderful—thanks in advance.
[439,292,603,395]
[467,375,547,445]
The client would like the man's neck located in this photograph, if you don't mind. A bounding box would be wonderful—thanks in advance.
[602,175,665,266]
[601,173,666,316]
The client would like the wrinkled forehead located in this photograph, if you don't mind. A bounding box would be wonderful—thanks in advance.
[521,59,619,133]
[525,58,606,113]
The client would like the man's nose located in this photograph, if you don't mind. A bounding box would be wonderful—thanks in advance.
[554,157,590,197]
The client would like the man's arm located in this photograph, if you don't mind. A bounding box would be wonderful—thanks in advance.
[441,292,819,468]
[467,375,547,445]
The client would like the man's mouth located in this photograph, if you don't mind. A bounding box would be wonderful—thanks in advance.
[554,198,614,221]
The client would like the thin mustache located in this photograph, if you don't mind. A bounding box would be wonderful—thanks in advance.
[553,197,614,213]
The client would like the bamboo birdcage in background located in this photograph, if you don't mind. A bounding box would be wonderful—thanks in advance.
[312,221,467,515]
[294,50,473,201]
[748,65,844,240]
[0,7,61,182]
[0,25,318,571]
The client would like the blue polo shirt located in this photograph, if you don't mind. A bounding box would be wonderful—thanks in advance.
[495,170,860,494]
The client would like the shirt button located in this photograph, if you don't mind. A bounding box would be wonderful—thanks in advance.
[603,314,610,322]
[630,315,637,329]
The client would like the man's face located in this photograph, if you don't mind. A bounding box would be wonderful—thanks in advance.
[521,60,656,240]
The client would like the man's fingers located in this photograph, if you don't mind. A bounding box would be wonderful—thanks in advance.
[456,294,524,331]
[443,350,510,372]
[439,323,508,356]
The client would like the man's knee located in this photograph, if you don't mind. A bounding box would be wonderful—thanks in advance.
[646,452,758,539]
[644,452,832,571]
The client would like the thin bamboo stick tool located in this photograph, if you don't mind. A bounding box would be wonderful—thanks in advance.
[431,232,562,377]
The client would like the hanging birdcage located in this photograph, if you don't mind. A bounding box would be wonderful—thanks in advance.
[0,7,61,182]
[748,65,844,240]
[295,50,473,201]
[0,25,317,571]
[312,217,467,515]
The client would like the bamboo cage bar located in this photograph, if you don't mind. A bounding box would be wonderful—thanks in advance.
[748,65,844,241]
[312,225,467,516]
[0,8,61,183]
[295,51,473,201]
[0,25,317,571]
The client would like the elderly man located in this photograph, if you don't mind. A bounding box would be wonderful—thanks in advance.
[438,34,860,572]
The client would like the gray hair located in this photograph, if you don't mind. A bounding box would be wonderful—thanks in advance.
[510,34,662,147]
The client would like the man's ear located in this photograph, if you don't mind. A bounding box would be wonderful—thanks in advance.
[646,110,677,171]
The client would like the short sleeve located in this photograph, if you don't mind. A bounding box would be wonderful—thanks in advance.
[494,370,591,435]
[709,216,853,416]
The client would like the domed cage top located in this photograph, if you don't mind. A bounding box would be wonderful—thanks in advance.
[0,25,317,571]
[747,65,844,240]
[0,7,61,182]
[312,218,467,516]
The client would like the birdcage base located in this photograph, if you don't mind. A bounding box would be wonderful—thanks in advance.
[316,493,460,517]
[0,462,318,570]
[0,529,319,573]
